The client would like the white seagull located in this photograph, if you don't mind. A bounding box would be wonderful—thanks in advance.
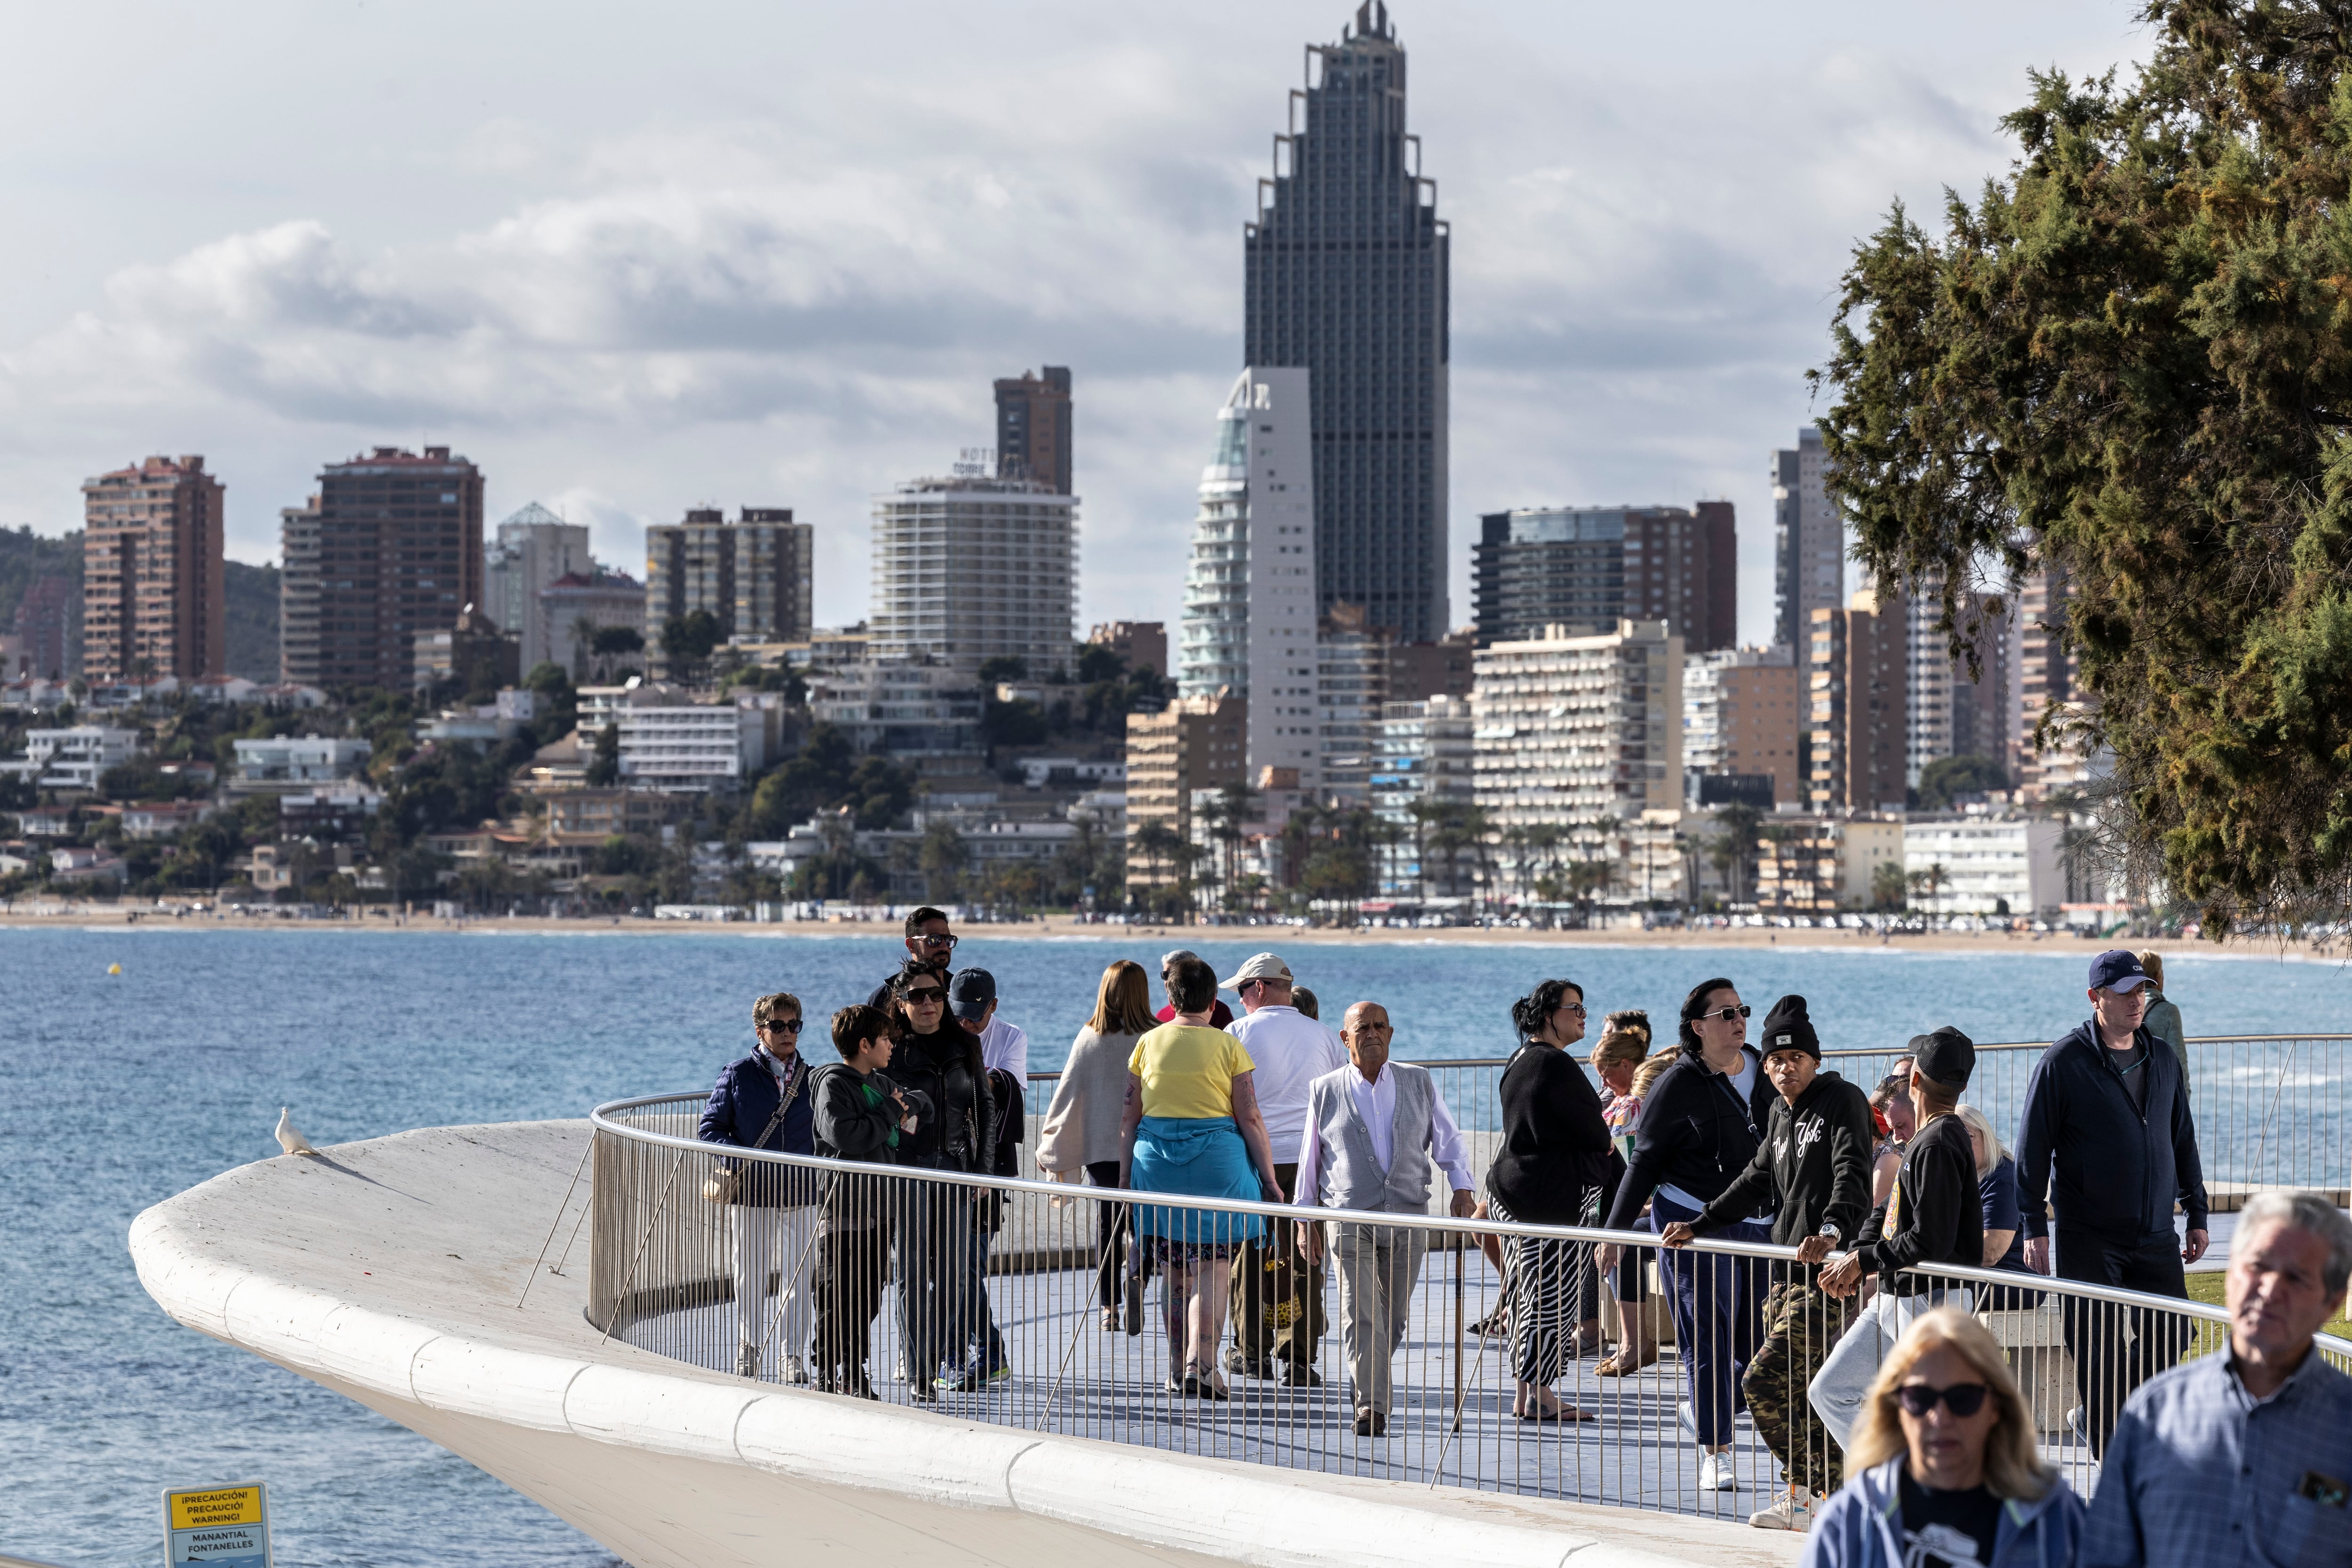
[274,1107,322,1157]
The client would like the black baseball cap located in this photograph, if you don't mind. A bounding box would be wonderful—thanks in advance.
[2087,949,2150,993]
[947,968,997,1023]
[1908,1026,1975,1091]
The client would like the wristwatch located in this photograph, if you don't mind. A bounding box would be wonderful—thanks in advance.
[1816,1222,1842,1243]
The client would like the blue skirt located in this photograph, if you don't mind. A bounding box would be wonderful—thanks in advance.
[1129,1116,1265,1249]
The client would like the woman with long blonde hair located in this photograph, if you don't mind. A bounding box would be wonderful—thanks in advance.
[1037,958,1160,1332]
[1801,1307,2082,1565]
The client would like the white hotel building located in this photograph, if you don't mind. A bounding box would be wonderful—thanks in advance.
[869,472,1075,679]
[1473,617,1684,839]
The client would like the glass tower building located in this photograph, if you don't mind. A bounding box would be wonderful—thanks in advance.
[1244,0,1449,643]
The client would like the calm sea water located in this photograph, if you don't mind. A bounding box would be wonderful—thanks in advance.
[3,926,2346,1566]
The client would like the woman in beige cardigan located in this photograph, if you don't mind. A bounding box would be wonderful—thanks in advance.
[1036,959,1158,1331]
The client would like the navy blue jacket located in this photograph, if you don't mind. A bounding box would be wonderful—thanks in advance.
[699,1050,819,1206]
[2016,1022,2207,1242]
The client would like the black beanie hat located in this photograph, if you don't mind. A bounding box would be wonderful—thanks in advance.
[1758,995,1820,1060]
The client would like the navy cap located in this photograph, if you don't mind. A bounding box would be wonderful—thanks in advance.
[2087,949,2150,994]
[947,967,997,1023]
[1908,1026,1975,1091]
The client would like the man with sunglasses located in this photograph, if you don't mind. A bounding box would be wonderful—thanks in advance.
[1806,1027,1983,1451]
[868,907,1030,1086]
[699,991,821,1383]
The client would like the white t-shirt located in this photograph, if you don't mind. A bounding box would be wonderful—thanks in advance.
[981,1015,1028,1083]
[1226,1004,1345,1156]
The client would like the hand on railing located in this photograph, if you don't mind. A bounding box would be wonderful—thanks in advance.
[1817,1251,1864,1298]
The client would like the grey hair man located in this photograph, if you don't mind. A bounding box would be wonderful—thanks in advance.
[1294,1001,1478,1436]
[2080,1190,2352,1568]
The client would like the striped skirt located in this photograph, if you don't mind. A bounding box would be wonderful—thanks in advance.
[1487,1186,1600,1386]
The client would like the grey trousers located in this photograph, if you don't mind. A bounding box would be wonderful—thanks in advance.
[1330,1221,1430,1417]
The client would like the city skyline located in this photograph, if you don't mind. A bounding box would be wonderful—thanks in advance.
[0,3,2161,649]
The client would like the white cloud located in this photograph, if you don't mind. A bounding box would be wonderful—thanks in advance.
[0,2,2154,646]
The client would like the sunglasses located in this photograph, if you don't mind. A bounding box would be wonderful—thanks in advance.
[903,987,946,1003]
[759,1017,804,1035]
[914,933,959,949]
[1557,1002,1588,1017]
[1700,1005,1753,1022]
[1895,1381,1990,1418]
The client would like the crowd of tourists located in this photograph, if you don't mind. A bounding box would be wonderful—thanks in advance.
[697,911,2352,1566]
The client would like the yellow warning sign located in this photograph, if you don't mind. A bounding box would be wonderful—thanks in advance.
[164,1481,271,1566]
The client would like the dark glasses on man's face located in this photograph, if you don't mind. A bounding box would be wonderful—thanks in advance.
[760,1018,804,1035]
[915,933,958,949]
[1702,1005,1752,1022]
[1896,1381,1989,1418]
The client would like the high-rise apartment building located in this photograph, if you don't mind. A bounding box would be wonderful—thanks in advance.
[870,475,1075,676]
[1772,426,1843,652]
[484,502,592,673]
[1124,693,1247,893]
[278,446,485,692]
[1179,367,1320,789]
[1473,619,1684,835]
[1245,1,1449,641]
[1473,503,1735,652]
[2016,565,2093,801]
[1905,578,2015,788]
[13,575,74,681]
[80,454,225,685]
[994,367,1073,495]
[1683,645,1804,805]
[644,506,815,651]
[1807,588,1907,814]
[1372,694,1474,894]
[1317,602,1388,804]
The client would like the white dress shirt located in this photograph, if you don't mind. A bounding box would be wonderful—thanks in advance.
[1293,1062,1477,1207]
[1226,1004,1346,1156]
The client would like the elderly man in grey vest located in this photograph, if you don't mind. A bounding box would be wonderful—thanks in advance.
[1295,1001,1477,1436]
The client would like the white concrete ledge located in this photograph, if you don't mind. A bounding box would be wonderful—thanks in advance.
[132,1122,1801,1568]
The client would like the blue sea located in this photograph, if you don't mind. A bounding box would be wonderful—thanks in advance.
[2,925,2345,1566]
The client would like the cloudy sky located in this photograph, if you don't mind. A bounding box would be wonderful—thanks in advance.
[0,0,2157,647]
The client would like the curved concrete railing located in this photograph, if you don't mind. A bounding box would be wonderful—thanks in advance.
[131,1120,1808,1568]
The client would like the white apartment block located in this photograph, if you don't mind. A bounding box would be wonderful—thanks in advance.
[1177,366,1320,789]
[1474,619,1684,834]
[483,502,592,672]
[615,699,780,792]
[803,661,982,756]
[870,474,1075,677]
[230,735,372,787]
[1903,812,2064,915]
[0,726,141,791]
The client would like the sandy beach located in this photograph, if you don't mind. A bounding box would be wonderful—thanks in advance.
[0,903,2328,962]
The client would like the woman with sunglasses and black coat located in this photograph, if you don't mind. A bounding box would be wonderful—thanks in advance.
[1600,977,1778,1494]
[881,958,1005,1399]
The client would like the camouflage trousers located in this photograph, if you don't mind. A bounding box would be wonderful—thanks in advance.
[1742,1272,1853,1494]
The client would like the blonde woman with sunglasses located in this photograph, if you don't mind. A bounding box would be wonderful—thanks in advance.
[1801,1306,2082,1564]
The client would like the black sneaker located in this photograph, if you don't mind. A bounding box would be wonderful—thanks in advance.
[1279,1362,1323,1387]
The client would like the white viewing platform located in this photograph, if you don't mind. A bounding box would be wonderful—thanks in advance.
[130,1121,1801,1568]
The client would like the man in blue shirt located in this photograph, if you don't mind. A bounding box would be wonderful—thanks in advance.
[2081,1188,2352,1568]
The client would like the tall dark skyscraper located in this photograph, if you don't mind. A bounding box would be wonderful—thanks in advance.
[1245,1,1449,642]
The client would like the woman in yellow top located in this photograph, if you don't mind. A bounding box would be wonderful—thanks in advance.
[1118,955,1281,1400]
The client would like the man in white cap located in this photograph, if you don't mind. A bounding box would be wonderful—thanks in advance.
[1220,951,1344,1384]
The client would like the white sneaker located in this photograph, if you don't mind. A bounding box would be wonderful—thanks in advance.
[1749,1486,1812,1529]
[734,1344,760,1379]
[1677,1400,1698,1436]
[1698,1452,1737,1491]
[783,1353,809,1386]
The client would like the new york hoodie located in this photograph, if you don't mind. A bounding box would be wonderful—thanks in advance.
[1691,1069,1876,1249]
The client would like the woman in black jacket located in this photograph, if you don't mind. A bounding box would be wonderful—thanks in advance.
[810,1003,925,1399]
[1600,976,1776,1493]
[1484,977,1613,1422]
[699,990,820,1385]
[882,960,1005,1400]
